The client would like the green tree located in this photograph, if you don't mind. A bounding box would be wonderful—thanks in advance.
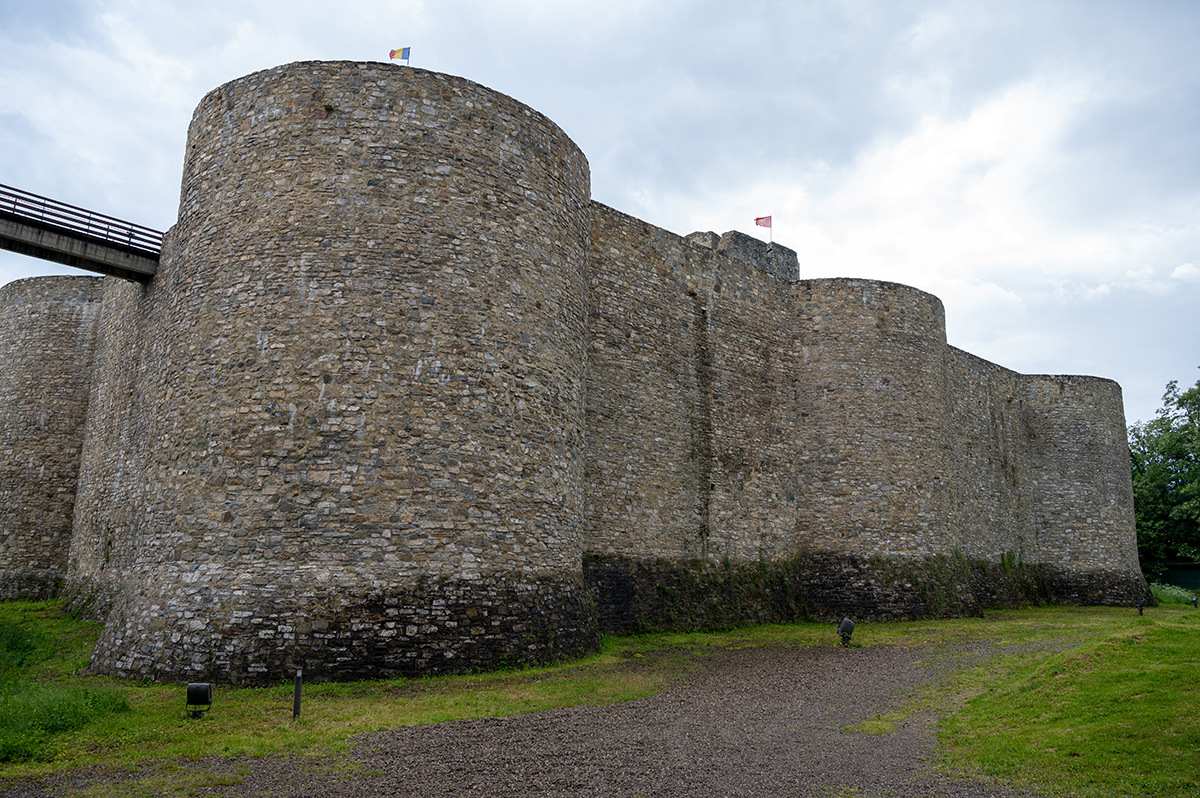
[1129,376,1200,580]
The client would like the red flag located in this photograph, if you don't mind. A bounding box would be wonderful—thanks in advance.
[754,216,772,228]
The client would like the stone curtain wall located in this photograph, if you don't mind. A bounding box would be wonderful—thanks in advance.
[66,275,154,615]
[944,350,1142,592]
[582,219,1145,624]
[583,211,810,565]
[946,347,1036,561]
[582,206,717,562]
[585,256,963,566]
[696,233,803,562]
[74,61,596,683]
[0,276,102,599]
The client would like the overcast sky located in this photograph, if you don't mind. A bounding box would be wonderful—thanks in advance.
[2,0,1197,425]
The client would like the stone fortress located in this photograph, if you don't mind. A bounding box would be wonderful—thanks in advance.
[0,61,1146,684]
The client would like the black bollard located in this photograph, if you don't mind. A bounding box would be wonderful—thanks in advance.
[293,668,302,720]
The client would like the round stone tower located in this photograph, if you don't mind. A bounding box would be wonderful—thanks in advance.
[793,278,953,556]
[0,276,103,599]
[80,61,595,683]
[1024,375,1144,602]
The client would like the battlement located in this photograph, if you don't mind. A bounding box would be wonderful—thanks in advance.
[0,61,1146,684]
[685,230,800,281]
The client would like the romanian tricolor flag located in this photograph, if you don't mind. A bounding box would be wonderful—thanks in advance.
[390,47,411,60]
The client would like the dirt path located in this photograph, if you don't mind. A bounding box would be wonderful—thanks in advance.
[4,645,1042,797]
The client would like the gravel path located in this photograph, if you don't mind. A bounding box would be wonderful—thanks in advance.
[3,645,1043,797]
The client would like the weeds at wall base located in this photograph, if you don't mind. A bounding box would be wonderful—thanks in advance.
[584,550,1150,634]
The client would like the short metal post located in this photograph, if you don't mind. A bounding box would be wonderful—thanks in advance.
[293,668,302,720]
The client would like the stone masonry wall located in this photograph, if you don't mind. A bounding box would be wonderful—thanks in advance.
[65,274,154,614]
[699,234,805,561]
[77,61,596,683]
[941,351,1141,602]
[945,347,1037,561]
[788,278,953,557]
[583,209,806,564]
[582,218,1144,625]
[0,276,102,599]
[1022,375,1143,600]
[583,207,715,562]
[0,60,1147,680]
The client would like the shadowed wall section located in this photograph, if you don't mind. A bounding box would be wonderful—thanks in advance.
[66,275,153,618]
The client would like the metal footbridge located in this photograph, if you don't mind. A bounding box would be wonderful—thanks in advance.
[0,183,162,282]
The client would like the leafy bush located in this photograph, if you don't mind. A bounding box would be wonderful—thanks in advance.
[1150,581,1198,605]
[1129,378,1200,580]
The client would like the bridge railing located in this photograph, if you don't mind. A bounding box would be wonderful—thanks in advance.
[0,182,164,257]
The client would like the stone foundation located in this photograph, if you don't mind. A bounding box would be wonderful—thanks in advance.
[91,570,596,684]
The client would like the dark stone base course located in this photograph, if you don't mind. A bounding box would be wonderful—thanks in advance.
[85,573,599,686]
[58,554,1150,685]
[0,568,64,601]
[583,553,815,634]
[583,551,1153,633]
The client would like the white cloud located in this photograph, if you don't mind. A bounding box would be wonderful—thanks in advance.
[1171,262,1200,282]
[640,74,1200,320]
[659,77,1107,287]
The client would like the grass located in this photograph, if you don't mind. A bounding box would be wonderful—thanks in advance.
[0,602,130,763]
[939,610,1200,797]
[0,600,1197,798]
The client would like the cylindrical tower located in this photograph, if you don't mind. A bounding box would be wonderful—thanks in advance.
[85,61,595,682]
[0,276,103,598]
[1024,375,1146,602]
[791,278,952,556]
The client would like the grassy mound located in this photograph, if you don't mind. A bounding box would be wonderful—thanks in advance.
[941,611,1200,797]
